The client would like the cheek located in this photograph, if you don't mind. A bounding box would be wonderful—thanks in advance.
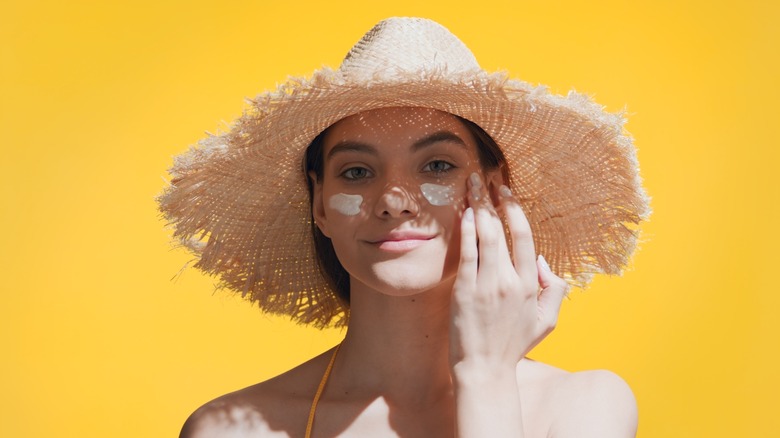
[422,183,469,240]
[328,193,363,216]
[419,181,470,215]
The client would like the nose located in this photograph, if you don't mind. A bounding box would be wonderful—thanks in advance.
[373,184,420,219]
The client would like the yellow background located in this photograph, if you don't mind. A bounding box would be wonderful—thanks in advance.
[2,0,778,436]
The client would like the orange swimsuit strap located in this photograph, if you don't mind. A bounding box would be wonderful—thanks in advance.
[305,343,341,438]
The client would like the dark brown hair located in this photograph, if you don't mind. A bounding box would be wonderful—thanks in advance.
[303,115,508,304]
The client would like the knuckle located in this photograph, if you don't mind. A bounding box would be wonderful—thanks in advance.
[479,231,501,250]
[460,246,479,263]
[519,283,536,300]
[453,287,474,305]
[508,219,531,237]
[512,229,533,247]
[520,278,537,296]
[553,276,569,291]
[460,250,478,264]
[497,276,517,296]
[542,273,565,290]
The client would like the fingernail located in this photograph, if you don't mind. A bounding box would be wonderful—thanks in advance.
[463,207,474,222]
[469,172,482,188]
[471,185,481,201]
[499,185,512,198]
[538,254,551,272]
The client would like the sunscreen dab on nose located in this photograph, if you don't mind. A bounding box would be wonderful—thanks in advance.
[329,193,363,216]
[420,183,455,206]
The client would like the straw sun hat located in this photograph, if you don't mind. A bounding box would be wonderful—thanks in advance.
[158,17,650,328]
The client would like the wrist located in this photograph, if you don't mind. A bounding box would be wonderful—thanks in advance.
[452,362,524,437]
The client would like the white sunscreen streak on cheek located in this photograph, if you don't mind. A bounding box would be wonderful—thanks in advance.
[329,193,363,216]
[420,183,455,206]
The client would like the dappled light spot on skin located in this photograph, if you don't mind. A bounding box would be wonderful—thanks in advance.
[315,107,488,296]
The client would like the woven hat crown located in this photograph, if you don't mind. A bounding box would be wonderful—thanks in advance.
[340,17,480,81]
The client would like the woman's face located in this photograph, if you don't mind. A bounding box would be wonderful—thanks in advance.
[311,107,499,297]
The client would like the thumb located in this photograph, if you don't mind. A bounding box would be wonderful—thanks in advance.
[536,255,569,327]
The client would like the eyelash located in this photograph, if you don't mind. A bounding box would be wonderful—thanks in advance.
[339,160,456,181]
[340,167,373,180]
[423,160,455,174]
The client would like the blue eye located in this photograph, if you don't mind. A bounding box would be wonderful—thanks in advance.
[424,160,454,173]
[341,167,372,180]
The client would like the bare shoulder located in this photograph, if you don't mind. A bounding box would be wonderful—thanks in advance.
[180,348,336,438]
[553,368,638,437]
[179,391,278,438]
[517,359,638,437]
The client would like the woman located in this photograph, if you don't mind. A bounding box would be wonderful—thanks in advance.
[160,17,649,437]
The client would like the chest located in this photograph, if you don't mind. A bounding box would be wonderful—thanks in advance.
[255,377,556,437]
[308,397,455,438]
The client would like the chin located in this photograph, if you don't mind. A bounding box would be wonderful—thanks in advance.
[361,262,456,297]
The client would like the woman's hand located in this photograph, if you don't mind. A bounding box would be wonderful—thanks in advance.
[449,171,570,375]
[449,172,570,437]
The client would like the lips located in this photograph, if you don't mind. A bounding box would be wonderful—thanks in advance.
[367,231,436,252]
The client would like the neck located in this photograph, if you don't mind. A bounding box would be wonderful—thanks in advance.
[333,278,455,404]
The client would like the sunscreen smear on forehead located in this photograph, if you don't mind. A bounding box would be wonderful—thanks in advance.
[420,183,455,206]
[329,193,363,216]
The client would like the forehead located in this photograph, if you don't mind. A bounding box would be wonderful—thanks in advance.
[323,107,473,147]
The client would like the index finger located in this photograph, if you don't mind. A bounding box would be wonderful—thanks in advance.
[498,185,537,283]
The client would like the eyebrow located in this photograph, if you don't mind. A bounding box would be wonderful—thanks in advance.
[411,131,467,152]
[327,141,379,160]
[327,131,467,160]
